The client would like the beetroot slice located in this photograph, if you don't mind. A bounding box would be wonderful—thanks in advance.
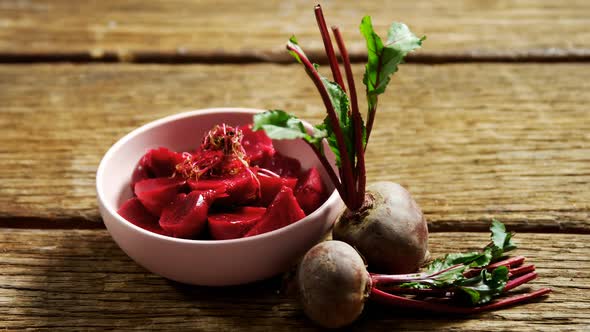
[257,172,297,206]
[134,177,186,216]
[117,197,167,235]
[245,186,306,237]
[159,191,211,239]
[131,147,184,190]
[258,152,302,178]
[208,207,266,240]
[240,124,275,164]
[188,170,258,206]
[295,167,328,214]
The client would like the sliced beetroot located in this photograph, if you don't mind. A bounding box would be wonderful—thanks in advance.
[159,191,211,238]
[257,172,297,206]
[208,206,266,240]
[245,186,306,237]
[131,147,184,190]
[240,124,275,164]
[188,169,258,206]
[117,197,167,235]
[134,177,186,216]
[258,152,302,178]
[295,167,328,214]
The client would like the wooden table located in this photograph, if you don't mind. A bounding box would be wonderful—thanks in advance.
[1,1,589,330]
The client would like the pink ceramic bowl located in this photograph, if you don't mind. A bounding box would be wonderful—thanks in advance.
[96,108,343,286]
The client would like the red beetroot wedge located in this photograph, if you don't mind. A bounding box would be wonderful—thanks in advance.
[159,191,212,238]
[244,186,306,237]
[257,170,297,206]
[134,177,186,216]
[240,124,275,164]
[131,147,184,190]
[208,206,267,240]
[295,167,327,214]
[188,170,258,206]
[117,197,167,235]
[258,152,302,178]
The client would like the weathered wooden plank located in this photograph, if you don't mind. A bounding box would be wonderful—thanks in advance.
[0,0,589,61]
[0,63,588,231]
[0,229,586,330]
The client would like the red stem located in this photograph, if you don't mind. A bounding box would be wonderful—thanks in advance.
[504,272,538,292]
[488,256,526,269]
[370,287,551,314]
[509,264,535,278]
[305,141,345,200]
[371,264,464,285]
[287,42,355,208]
[376,286,452,297]
[464,256,526,278]
[365,102,377,147]
[314,5,345,91]
[332,26,366,210]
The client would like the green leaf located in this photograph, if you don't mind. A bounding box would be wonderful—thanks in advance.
[252,110,325,149]
[458,266,509,305]
[360,16,424,114]
[287,36,304,64]
[490,219,517,254]
[320,78,355,167]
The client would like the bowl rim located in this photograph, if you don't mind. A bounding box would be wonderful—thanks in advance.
[96,107,341,245]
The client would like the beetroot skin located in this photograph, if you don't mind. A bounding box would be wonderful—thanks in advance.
[297,241,371,328]
[333,182,429,274]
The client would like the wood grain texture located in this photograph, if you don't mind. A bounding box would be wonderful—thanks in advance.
[0,63,588,231]
[0,0,589,61]
[0,229,586,331]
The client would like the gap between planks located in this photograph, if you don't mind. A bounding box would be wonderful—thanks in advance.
[1,49,590,64]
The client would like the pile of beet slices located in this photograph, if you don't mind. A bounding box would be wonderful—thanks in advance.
[117,124,328,240]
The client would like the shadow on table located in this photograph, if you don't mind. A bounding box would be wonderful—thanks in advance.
[18,234,490,330]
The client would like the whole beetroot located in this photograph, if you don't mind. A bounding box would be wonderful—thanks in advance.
[297,241,371,328]
[333,182,429,274]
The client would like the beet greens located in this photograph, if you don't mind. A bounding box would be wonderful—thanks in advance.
[253,5,424,212]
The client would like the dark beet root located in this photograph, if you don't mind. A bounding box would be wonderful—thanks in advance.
[117,197,167,235]
[208,206,266,240]
[244,186,306,237]
[333,181,429,274]
[159,191,212,238]
[295,167,327,214]
[134,177,186,216]
[297,241,371,328]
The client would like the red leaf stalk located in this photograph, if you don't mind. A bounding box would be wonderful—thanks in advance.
[314,5,345,92]
[286,43,355,206]
[332,26,366,210]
